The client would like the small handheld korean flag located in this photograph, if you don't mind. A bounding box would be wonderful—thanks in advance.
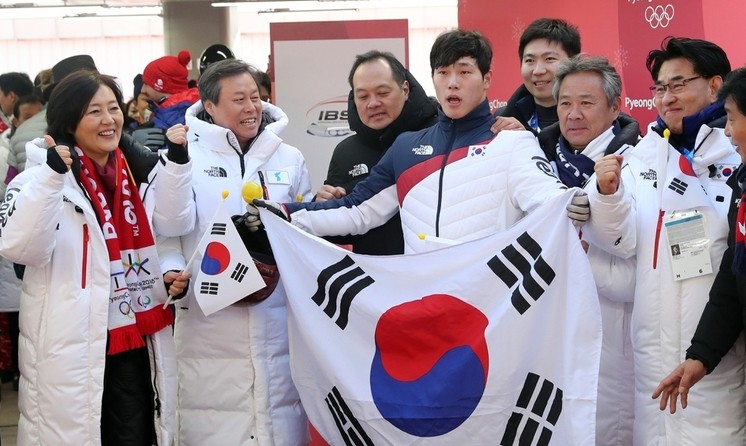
[193,191,265,316]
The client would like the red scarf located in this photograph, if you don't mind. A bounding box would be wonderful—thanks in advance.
[734,165,746,275]
[77,147,173,355]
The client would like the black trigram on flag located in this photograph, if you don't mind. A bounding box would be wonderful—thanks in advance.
[200,282,219,295]
[325,386,373,446]
[230,262,249,282]
[210,222,227,236]
[500,372,563,446]
[668,178,688,195]
[311,255,374,329]
[487,232,556,314]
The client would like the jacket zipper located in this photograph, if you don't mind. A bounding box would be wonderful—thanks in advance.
[435,120,457,237]
[81,224,89,289]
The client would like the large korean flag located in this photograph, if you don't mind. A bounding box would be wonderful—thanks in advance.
[261,190,601,445]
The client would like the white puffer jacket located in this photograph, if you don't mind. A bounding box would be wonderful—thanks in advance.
[170,101,312,446]
[0,138,193,446]
[586,123,746,445]
[288,103,568,254]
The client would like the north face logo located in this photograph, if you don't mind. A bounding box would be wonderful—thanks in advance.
[348,164,369,177]
[155,78,165,92]
[640,169,657,181]
[204,166,227,177]
[412,145,434,155]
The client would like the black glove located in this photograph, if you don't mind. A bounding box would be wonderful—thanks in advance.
[46,145,68,174]
[132,127,166,151]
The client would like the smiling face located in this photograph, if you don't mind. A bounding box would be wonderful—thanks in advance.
[654,57,721,134]
[352,58,409,131]
[204,72,262,148]
[725,97,746,164]
[557,71,620,152]
[521,38,569,107]
[73,85,123,166]
[432,56,491,120]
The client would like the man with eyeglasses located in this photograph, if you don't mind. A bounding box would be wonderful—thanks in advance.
[584,37,745,444]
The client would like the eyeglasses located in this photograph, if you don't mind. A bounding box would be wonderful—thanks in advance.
[649,76,702,97]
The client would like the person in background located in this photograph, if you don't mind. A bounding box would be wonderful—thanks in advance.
[586,37,745,445]
[0,93,42,390]
[248,29,588,254]
[252,68,272,103]
[493,18,581,134]
[316,50,438,255]
[198,43,235,76]
[140,50,201,149]
[0,72,34,133]
[539,55,639,445]
[167,58,311,445]
[0,69,194,445]
[653,65,746,422]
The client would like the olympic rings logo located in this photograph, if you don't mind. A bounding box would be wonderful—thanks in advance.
[645,4,675,29]
[119,301,135,318]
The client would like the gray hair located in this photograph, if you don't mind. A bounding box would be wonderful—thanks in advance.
[552,55,622,106]
[198,58,257,104]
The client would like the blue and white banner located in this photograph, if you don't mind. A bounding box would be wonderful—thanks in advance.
[261,190,601,445]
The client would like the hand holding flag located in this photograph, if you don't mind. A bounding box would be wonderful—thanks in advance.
[164,190,266,316]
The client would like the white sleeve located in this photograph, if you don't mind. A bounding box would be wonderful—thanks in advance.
[583,164,637,259]
[0,166,65,267]
[587,244,636,302]
[151,153,196,237]
[290,184,399,237]
[157,235,187,273]
[506,131,567,213]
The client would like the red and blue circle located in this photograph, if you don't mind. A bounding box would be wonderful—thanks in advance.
[370,294,489,437]
[200,241,231,275]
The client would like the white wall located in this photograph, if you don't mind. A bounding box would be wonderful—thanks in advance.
[0,3,456,101]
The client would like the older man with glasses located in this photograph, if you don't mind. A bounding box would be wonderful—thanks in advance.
[584,37,746,445]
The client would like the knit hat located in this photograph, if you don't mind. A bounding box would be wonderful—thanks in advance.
[142,50,191,94]
[51,55,97,83]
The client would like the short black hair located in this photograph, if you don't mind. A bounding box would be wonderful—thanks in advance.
[47,70,123,146]
[199,59,255,105]
[646,37,730,82]
[518,18,581,60]
[12,94,42,119]
[718,66,746,116]
[430,29,492,77]
[0,72,34,97]
[347,50,407,89]
[250,69,272,96]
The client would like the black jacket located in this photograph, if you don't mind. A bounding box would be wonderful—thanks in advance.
[687,170,746,373]
[496,84,558,136]
[323,70,438,255]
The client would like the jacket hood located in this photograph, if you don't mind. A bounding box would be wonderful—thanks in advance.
[187,99,288,148]
[185,100,285,159]
[345,70,438,148]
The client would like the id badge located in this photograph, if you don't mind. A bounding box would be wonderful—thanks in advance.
[664,210,713,281]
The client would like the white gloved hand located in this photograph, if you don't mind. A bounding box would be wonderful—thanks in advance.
[244,203,262,232]
[252,199,290,224]
[567,192,590,227]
